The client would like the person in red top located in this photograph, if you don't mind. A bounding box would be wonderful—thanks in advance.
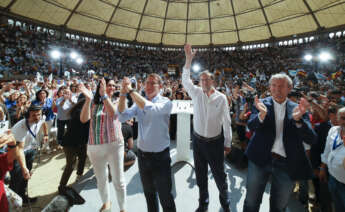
[0,131,18,212]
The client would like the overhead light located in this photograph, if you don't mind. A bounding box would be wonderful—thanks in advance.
[304,54,313,61]
[50,50,61,59]
[70,52,78,59]
[76,58,83,64]
[319,52,332,62]
[192,64,201,72]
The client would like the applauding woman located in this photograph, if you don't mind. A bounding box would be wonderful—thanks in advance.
[80,78,126,212]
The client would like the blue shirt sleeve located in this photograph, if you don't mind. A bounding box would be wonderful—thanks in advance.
[118,104,138,123]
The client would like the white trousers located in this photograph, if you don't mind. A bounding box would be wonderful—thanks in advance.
[87,142,126,210]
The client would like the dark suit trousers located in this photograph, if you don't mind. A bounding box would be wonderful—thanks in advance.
[137,148,176,212]
[192,133,230,209]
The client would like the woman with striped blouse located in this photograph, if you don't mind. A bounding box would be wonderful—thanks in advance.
[80,78,126,212]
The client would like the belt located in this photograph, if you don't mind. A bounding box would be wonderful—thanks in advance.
[193,131,223,142]
[138,147,169,157]
[271,152,286,160]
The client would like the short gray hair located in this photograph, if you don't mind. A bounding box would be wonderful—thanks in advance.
[199,70,214,80]
[337,107,345,118]
[269,73,293,88]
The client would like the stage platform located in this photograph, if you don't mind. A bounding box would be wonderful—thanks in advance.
[68,145,307,212]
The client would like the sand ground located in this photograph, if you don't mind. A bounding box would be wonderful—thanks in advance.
[22,149,92,212]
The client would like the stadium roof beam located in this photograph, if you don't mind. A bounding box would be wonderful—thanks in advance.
[185,0,190,44]
[104,0,123,36]
[257,0,273,38]
[302,0,321,29]
[229,0,240,42]
[160,0,171,45]
[134,0,149,42]
[5,0,17,11]
[208,0,213,45]
[63,0,83,27]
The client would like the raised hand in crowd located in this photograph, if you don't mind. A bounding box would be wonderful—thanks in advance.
[292,97,309,121]
[99,78,107,97]
[121,77,132,94]
[78,83,93,101]
[184,44,197,69]
[254,95,267,121]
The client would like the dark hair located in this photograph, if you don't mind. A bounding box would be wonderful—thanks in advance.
[94,78,111,105]
[35,89,49,101]
[25,105,42,118]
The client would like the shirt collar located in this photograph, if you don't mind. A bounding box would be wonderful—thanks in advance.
[272,98,287,108]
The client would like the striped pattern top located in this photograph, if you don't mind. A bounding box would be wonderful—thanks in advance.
[88,103,123,145]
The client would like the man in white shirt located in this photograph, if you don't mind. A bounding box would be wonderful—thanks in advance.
[320,107,345,212]
[243,73,316,212]
[10,105,48,204]
[182,44,232,212]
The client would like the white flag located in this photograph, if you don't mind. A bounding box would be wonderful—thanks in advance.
[48,73,53,83]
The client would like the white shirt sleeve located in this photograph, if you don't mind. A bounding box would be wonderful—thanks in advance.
[321,127,336,164]
[11,119,27,143]
[181,67,199,98]
[222,96,232,147]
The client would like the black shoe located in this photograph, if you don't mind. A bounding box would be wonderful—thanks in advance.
[195,205,208,212]
[23,196,38,204]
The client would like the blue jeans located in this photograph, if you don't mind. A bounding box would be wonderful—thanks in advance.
[243,159,295,212]
[192,133,230,210]
[10,149,37,198]
[328,175,345,212]
[137,148,176,212]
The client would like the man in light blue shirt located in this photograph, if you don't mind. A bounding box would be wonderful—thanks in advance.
[118,73,176,212]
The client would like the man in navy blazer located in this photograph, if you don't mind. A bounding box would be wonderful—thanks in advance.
[243,73,317,212]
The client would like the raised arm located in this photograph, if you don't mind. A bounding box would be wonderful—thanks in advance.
[79,83,93,123]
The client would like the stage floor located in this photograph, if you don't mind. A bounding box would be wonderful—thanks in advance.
[69,148,307,212]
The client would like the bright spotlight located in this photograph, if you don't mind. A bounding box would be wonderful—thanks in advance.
[70,52,78,60]
[319,52,332,62]
[192,64,201,72]
[50,50,61,59]
[304,54,313,61]
[76,58,83,64]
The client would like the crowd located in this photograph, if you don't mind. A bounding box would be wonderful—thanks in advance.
[0,20,344,212]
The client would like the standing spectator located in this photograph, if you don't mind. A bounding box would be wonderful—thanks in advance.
[118,74,176,212]
[320,107,345,212]
[80,78,126,212]
[58,95,89,191]
[54,86,74,145]
[243,73,316,212]
[182,44,232,212]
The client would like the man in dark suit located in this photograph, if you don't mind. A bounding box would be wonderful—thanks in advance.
[243,73,317,212]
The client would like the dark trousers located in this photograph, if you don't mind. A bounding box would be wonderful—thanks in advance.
[59,145,87,187]
[57,119,69,144]
[137,148,176,212]
[328,175,345,212]
[10,149,37,198]
[192,133,230,209]
[312,177,332,212]
[244,159,295,212]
